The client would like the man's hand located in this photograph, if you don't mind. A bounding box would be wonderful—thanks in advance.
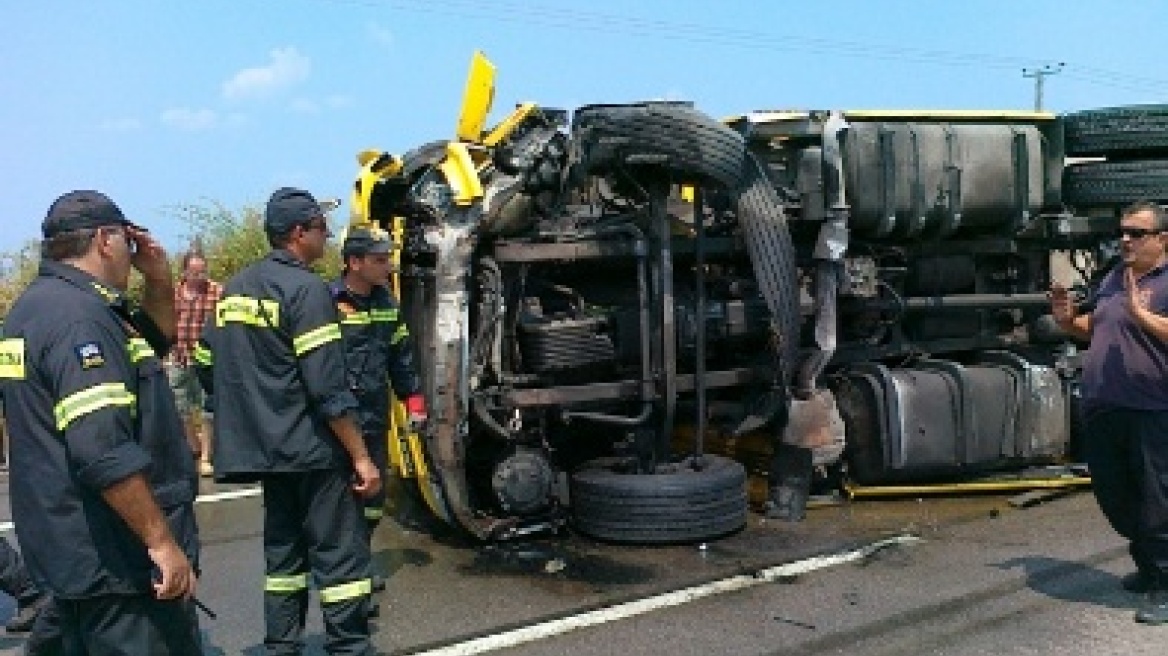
[1050,281,1077,325]
[1126,267,1153,314]
[405,394,427,432]
[351,456,382,499]
[128,227,172,283]
[149,540,197,601]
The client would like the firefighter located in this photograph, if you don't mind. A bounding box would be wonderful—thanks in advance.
[194,187,380,656]
[330,226,426,610]
[0,190,201,653]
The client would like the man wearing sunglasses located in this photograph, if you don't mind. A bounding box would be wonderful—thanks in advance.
[0,190,201,653]
[1052,200,1168,624]
[195,187,379,655]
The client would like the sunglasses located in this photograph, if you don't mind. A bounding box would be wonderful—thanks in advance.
[1118,227,1163,240]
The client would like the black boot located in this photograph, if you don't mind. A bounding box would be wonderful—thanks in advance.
[1135,575,1168,624]
[1123,570,1155,593]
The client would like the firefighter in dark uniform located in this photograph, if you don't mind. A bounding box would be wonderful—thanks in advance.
[330,226,426,609]
[0,190,201,654]
[194,187,381,656]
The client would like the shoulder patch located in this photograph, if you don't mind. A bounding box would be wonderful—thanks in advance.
[75,342,106,370]
[0,338,25,380]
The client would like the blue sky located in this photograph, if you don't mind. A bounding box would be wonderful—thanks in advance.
[2,0,1166,254]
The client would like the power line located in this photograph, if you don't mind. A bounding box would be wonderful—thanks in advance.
[1023,63,1064,111]
[311,0,1168,96]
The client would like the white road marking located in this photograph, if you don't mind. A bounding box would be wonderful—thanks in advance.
[0,486,263,533]
[195,487,262,504]
[406,534,922,656]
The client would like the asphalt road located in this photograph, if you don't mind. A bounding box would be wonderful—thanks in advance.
[0,477,1161,655]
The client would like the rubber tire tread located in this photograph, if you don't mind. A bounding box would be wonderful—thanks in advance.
[1064,104,1168,157]
[735,154,801,384]
[572,103,747,188]
[1063,159,1168,207]
[571,455,747,544]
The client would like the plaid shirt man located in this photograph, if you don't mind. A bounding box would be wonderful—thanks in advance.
[172,278,223,366]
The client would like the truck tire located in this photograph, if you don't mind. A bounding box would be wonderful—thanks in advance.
[736,155,801,384]
[1063,159,1168,207]
[1064,104,1168,157]
[572,102,747,188]
[571,455,747,544]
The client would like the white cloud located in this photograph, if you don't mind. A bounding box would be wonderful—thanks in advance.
[367,22,393,48]
[100,118,142,132]
[290,98,320,114]
[325,95,353,110]
[161,108,217,131]
[222,47,311,101]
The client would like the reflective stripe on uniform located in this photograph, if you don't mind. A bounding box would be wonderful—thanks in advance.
[370,308,398,322]
[363,507,384,520]
[0,338,25,380]
[215,296,281,328]
[127,337,156,363]
[293,323,341,356]
[264,573,309,593]
[340,312,372,326]
[192,343,213,366]
[54,382,136,431]
[319,578,372,604]
[390,324,409,345]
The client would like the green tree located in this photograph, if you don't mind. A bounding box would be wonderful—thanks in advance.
[171,201,343,282]
[0,241,41,318]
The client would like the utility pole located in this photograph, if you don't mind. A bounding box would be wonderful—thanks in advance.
[1022,63,1065,111]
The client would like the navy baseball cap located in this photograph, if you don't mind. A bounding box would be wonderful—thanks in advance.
[265,187,327,235]
[43,190,141,239]
[342,226,393,257]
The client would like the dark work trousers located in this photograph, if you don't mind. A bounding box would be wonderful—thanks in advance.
[0,536,40,606]
[1085,408,1168,580]
[262,469,372,656]
[362,431,389,536]
[51,595,201,656]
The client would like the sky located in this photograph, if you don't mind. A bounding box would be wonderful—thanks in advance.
[2,0,1167,255]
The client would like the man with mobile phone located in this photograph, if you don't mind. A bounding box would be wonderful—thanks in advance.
[0,190,201,652]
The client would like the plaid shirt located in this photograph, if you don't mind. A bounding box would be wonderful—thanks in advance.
[172,279,223,366]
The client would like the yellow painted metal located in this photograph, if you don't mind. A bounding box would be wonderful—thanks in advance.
[842,109,1057,121]
[386,213,411,479]
[679,185,696,203]
[387,398,415,477]
[842,477,1092,500]
[483,102,538,147]
[389,216,404,299]
[349,151,403,226]
[456,51,496,143]
[438,142,485,206]
[356,149,381,167]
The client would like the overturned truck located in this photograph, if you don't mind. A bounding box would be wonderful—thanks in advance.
[349,53,1168,543]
